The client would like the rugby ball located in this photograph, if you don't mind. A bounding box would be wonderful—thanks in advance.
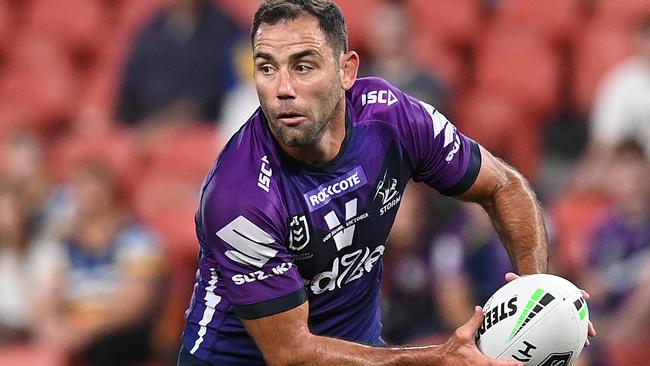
[476,274,589,366]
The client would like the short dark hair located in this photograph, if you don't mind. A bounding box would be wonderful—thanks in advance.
[251,0,348,56]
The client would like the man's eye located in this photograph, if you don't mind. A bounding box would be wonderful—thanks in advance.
[296,65,312,73]
[259,66,274,74]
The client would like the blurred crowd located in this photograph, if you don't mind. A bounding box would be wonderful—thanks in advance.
[0,0,648,365]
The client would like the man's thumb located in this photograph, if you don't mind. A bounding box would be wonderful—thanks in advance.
[465,306,485,332]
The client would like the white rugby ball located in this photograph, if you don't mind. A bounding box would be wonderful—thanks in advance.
[476,274,589,366]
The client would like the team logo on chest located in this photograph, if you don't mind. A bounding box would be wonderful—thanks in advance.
[288,214,310,251]
[374,170,401,216]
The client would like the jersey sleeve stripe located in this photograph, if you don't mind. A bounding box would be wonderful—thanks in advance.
[438,140,482,196]
[234,288,308,320]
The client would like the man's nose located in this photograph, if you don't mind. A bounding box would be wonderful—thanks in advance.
[276,69,296,100]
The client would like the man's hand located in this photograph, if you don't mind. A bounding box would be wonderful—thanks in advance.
[504,272,597,345]
[439,306,523,366]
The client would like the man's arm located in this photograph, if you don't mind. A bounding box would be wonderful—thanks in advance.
[243,301,522,366]
[457,146,548,274]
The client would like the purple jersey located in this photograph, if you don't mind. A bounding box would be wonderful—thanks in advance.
[181,77,481,364]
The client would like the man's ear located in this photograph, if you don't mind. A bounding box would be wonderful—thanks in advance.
[340,51,359,90]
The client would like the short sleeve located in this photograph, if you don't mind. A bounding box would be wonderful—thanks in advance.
[396,90,481,196]
[201,180,306,320]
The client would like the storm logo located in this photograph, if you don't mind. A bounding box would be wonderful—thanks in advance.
[374,170,401,216]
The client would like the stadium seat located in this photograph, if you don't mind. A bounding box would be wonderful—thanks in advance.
[406,0,484,49]
[453,88,540,180]
[473,28,562,119]
[133,174,200,255]
[0,35,79,134]
[22,0,107,55]
[47,126,138,192]
[0,0,13,52]
[336,0,382,50]
[571,22,632,115]
[592,0,650,27]
[549,191,610,279]
[408,36,464,89]
[140,123,222,182]
[491,0,583,45]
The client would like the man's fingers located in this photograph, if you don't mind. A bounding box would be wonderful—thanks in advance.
[493,359,524,366]
[504,272,520,283]
[588,321,597,337]
[458,306,485,338]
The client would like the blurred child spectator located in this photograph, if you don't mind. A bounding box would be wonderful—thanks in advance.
[117,0,241,127]
[589,14,650,158]
[580,141,650,366]
[37,161,164,366]
[360,1,448,111]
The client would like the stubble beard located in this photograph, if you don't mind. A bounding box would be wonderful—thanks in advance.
[267,84,342,148]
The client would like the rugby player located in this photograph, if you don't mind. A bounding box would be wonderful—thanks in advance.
[179,1,555,364]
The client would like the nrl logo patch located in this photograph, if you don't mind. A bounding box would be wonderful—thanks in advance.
[289,214,310,251]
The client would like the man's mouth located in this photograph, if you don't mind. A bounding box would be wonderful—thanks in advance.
[277,113,306,125]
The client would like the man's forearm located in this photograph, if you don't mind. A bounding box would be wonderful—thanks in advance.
[284,335,442,366]
[246,302,517,366]
[481,164,548,274]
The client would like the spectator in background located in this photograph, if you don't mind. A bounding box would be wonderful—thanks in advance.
[381,184,440,344]
[219,40,260,139]
[579,141,650,366]
[37,161,164,366]
[589,14,650,159]
[117,0,241,127]
[360,1,448,111]
[0,131,73,242]
[1,132,51,235]
[429,204,512,332]
[0,184,58,346]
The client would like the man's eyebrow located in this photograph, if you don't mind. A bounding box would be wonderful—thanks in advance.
[289,49,321,61]
[253,49,322,62]
[253,51,274,60]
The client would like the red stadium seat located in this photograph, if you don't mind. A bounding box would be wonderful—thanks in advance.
[571,22,632,115]
[406,0,484,49]
[47,126,138,191]
[133,174,201,256]
[453,88,541,180]
[549,191,610,279]
[0,0,14,52]
[474,28,562,119]
[592,0,650,27]
[140,124,223,182]
[0,35,79,134]
[409,36,465,89]
[22,0,107,55]
[336,0,379,50]
[491,0,584,45]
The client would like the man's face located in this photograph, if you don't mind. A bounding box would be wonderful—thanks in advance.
[253,14,344,148]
